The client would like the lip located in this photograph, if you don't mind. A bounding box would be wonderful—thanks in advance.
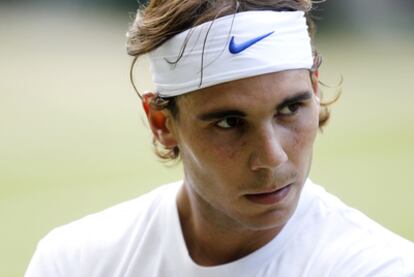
[245,183,293,205]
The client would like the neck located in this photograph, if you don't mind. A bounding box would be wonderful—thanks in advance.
[176,184,283,266]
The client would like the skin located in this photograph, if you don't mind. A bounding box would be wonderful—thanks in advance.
[147,69,320,266]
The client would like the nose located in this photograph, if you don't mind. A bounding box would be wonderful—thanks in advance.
[249,125,288,171]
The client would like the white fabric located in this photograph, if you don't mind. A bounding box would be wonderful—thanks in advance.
[148,11,313,97]
[25,179,414,277]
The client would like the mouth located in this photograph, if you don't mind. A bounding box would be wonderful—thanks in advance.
[245,183,293,205]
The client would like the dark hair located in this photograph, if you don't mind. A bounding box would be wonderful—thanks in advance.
[127,0,336,161]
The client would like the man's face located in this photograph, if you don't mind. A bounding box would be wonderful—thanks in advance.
[168,69,319,231]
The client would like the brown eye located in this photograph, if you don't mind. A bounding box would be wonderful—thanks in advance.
[279,103,302,116]
[216,117,242,129]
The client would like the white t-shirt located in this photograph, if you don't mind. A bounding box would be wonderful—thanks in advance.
[25,179,414,277]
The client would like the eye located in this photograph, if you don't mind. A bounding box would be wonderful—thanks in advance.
[215,117,243,129]
[278,103,302,116]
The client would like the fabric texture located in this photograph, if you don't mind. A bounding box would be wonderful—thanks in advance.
[148,11,313,97]
[25,179,414,277]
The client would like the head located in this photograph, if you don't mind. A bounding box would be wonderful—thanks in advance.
[128,0,329,160]
[127,0,330,231]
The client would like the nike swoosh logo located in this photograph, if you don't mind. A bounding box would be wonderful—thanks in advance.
[229,31,274,54]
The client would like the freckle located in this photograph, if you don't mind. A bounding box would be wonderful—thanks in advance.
[227,149,238,160]
[293,135,300,149]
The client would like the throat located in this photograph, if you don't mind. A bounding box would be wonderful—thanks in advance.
[176,185,282,266]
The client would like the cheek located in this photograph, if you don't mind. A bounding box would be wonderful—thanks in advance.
[211,140,245,161]
[179,130,237,175]
[288,111,319,157]
[189,128,245,163]
[180,137,240,203]
[179,132,247,196]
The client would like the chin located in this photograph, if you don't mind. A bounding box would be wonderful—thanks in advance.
[250,206,296,231]
[241,184,302,230]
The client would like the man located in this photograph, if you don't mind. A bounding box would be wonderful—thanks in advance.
[26,0,414,276]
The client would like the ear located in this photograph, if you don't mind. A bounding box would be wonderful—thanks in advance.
[142,92,178,149]
[311,70,320,103]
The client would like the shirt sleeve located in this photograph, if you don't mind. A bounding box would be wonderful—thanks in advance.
[25,230,81,277]
[25,238,63,277]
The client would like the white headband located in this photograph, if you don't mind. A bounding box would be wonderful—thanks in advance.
[148,11,313,97]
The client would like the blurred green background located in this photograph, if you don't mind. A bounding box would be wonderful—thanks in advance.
[1,1,413,276]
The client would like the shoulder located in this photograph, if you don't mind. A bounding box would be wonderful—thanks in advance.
[47,181,181,245]
[301,180,414,276]
[25,181,182,277]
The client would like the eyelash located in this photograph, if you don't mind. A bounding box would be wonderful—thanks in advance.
[278,102,304,116]
[215,117,244,130]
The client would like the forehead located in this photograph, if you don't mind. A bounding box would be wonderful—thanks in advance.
[177,69,312,113]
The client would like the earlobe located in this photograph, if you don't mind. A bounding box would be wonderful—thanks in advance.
[142,92,178,149]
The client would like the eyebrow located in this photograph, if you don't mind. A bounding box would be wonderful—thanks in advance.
[197,91,313,121]
[198,110,246,121]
